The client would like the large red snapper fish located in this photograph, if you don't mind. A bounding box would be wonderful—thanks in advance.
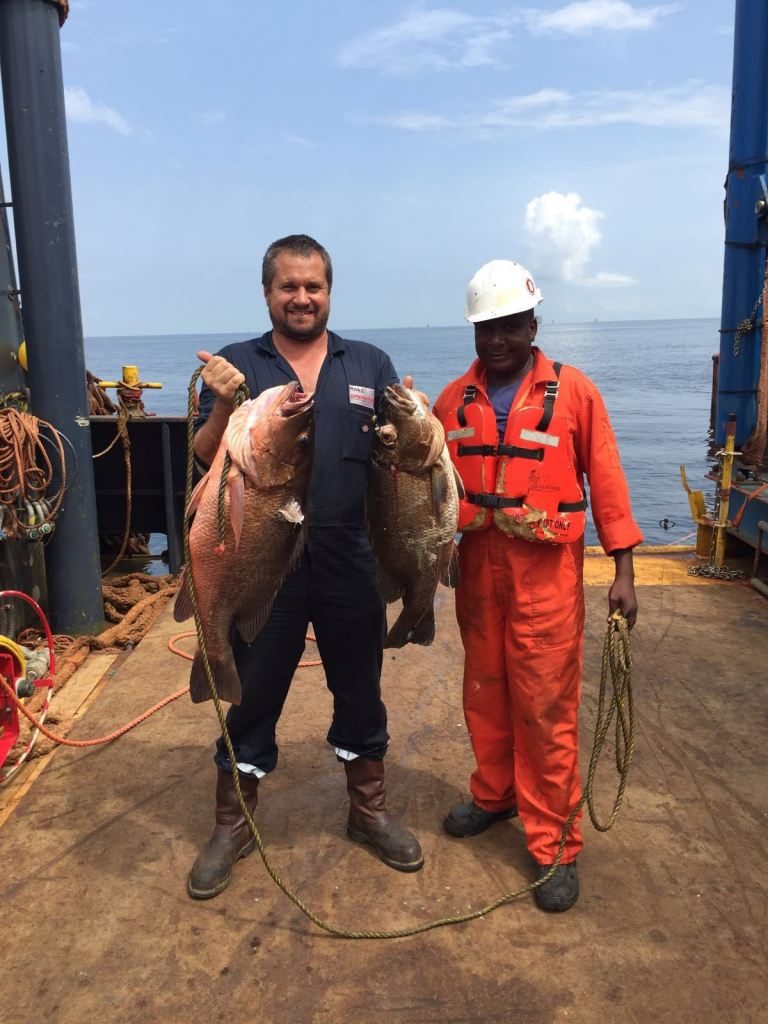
[174,382,314,704]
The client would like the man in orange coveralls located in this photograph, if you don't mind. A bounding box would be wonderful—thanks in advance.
[433,260,642,912]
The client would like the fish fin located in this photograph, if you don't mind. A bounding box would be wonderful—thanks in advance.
[278,499,304,526]
[186,471,210,518]
[384,607,435,649]
[229,470,245,549]
[424,419,446,469]
[288,522,307,571]
[235,601,275,644]
[173,567,195,622]
[376,563,404,604]
[439,541,460,588]
[431,463,451,513]
[452,464,465,500]
[189,649,242,705]
[225,403,259,479]
[410,608,436,646]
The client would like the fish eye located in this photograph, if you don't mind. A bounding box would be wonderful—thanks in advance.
[297,434,310,448]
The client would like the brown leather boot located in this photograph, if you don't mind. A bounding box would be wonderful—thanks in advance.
[187,768,260,899]
[344,758,424,872]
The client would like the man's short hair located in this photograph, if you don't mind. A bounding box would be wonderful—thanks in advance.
[262,234,333,291]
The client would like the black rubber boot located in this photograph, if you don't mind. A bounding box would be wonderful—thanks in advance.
[443,800,518,838]
[187,768,260,900]
[344,758,424,872]
[534,861,579,912]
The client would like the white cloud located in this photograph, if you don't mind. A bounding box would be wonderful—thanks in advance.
[64,86,131,136]
[337,9,510,73]
[590,271,636,285]
[282,132,317,150]
[364,81,728,133]
[338,3,679,73]
[529,1,678,35]
[200,110,227,126]
[365,111,454,131]
[524,191,634,287]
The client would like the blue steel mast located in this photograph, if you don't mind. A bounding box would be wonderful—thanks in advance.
[717,0,768,448]
[0,0,104,632]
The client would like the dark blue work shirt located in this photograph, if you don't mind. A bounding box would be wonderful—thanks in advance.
[195,330,398,528]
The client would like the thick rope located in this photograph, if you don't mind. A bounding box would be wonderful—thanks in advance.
[184,368,635,938]
[0,674,187,751]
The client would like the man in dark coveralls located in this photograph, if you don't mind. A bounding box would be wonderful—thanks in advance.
[187,234,424,899]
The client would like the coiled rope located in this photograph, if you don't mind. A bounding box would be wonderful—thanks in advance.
[0,408,65,537]
[184,368,636,938]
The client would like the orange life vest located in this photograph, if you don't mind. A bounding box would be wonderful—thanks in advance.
[443,364,587,544]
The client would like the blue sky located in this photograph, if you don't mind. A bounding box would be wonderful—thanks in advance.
[6,0,736,334]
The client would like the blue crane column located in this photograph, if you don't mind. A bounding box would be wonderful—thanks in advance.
[0,0,103,632]
[717,0,768,447]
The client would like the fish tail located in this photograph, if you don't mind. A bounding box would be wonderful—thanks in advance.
[189,649,242,705]
[384,607,435,648]
[409,608,436,646]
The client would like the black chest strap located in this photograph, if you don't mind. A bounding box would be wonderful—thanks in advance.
[456,384,478,428]
[458,442,545,461]
[536,361,562,433]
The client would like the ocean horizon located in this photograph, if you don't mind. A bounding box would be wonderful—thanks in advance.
[85,317,720,547]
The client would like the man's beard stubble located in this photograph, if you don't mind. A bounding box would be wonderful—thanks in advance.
[270,308,329,343]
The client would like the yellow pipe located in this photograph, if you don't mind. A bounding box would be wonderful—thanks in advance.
[98,363,163,390]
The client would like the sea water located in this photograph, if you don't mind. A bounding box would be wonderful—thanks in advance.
[85,318,719,547]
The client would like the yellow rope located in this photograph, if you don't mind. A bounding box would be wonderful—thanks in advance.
[184,370,635,938]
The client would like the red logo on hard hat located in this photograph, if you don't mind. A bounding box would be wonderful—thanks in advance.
[526,278,535,294]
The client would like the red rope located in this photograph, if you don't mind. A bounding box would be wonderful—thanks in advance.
[0,673,187,749]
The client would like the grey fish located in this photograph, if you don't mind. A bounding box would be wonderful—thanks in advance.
[368,383,462,647]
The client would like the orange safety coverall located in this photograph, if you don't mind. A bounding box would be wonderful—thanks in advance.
[433,348,643,864]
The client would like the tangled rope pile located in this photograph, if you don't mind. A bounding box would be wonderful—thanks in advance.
[0,408,66,540]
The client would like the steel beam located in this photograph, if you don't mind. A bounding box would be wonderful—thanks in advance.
[716,0,768,446]
[0,0,103,632]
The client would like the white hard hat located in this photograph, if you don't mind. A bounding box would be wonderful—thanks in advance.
[465,260,543,323]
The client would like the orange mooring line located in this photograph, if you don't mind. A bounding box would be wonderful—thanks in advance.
[168,630,323,668]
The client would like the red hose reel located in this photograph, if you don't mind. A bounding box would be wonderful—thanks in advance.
[0,591,56,780]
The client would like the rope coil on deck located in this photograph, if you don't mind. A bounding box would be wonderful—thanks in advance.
[183,368,636,939]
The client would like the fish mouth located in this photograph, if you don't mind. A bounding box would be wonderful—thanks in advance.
[276,380,314,417]
[382,383,418,414]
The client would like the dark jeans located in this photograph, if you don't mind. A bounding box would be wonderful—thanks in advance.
[214,523,389,774]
